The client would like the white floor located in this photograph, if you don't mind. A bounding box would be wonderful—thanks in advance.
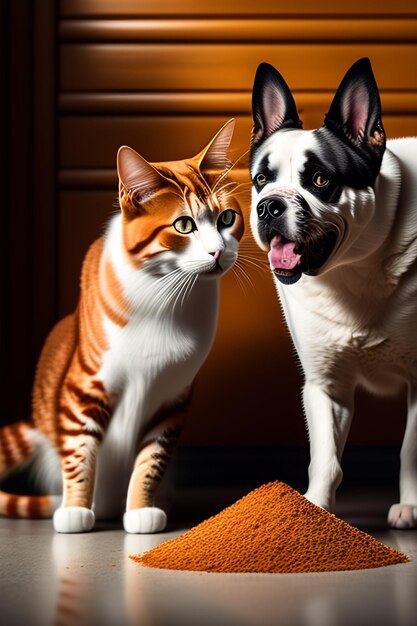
[1,488,416,626]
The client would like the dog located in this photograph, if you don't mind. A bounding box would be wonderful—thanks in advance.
[249,57,417,529]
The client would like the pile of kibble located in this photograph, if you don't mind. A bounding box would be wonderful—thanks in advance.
[131,481,409,574]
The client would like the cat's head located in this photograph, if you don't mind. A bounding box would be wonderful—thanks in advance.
[116,119,244,279]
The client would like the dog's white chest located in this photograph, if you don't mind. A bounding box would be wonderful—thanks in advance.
[280,271,417,395]
[354,337,416,393]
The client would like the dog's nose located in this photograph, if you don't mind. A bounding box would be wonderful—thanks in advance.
[256,197,286,221]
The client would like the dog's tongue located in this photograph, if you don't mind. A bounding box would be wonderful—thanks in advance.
[268,235,301,271]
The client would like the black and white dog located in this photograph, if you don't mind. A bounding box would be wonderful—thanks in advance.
[250,58,417,528]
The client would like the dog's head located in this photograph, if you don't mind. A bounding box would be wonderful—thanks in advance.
[250,58,386,285]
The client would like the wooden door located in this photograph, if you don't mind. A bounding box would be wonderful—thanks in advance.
[2,1,417,447]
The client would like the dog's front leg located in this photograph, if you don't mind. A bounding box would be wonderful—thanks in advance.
[303,382,354,511]
[388,384,417,529]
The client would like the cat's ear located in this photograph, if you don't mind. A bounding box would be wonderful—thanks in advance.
[323,58,385,163]
[251,62,302,147]
[117,146,167,205]
[197,118,235,173]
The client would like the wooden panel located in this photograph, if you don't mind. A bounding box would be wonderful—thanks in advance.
[303,114,417,137]
[59,18,417,42]
[59,91,417,115]
[60,114,417,171]
[59,168,250,189]
[382,116,417,139]
[59,169,118,189]
[58,116,417,190]
[58,113,417,190]
[58,191,116,316]
[57,2,417,446]
[59,92,254,114]
[61,43,417,91]
[60,0,417,17]
[60,115,251,167]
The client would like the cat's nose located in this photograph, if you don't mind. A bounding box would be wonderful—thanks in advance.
[209,250,222,262]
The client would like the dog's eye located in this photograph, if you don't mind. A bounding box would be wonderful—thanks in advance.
[313,173,330,188]
[173,217,197,234]
[255,173,267,187]
[218,209,236,229]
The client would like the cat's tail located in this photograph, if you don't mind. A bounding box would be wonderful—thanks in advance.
[0,421,61,518]
[0,490,61,518]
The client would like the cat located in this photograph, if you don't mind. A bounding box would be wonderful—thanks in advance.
[0,119,244,533]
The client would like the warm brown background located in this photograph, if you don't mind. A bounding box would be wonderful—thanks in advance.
[1,0,417,448]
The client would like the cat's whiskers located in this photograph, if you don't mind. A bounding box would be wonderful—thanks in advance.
[217,179,249,193]
[237,252,269,275]
[139,259,214,317]
[139,270,186,314]
[211,149,250,194]
[154,274,186,309]
[171,272,196,312]
[181,274,198,308]
[217,180,248,198]
[231,258,258,294]
[131,273,179,310]
[153,269,198,317]
[179,259,216,276]
[238,240,267,259]
[230,264,249,295]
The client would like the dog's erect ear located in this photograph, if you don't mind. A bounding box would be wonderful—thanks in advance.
[324,58,385,164]
[197,118,235,173]
[251,62,302,146]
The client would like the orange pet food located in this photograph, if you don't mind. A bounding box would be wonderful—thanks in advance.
[131,481,409,573]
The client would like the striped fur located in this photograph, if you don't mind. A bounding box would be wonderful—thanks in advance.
[0,120,244,531]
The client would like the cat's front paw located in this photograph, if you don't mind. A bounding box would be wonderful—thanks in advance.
[388,504,417,529]
[53,507,95,533]
[123,507,167,534]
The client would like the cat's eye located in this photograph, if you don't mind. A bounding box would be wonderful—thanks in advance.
[173,217,197,234]
[218,210,236,229]
[312,172,330,188]
[255,173,267,187]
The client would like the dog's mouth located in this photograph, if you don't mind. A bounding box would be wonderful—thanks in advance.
[268,229,339,285]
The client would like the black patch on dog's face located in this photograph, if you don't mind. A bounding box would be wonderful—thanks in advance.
[311,127,379,190]
[299,148,342,204]
[252,154,278,192]
[300,127,378,206]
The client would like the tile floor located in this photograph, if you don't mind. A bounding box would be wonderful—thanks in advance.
[1,487,416,626]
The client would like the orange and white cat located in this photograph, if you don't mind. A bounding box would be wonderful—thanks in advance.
[0,119,244,533]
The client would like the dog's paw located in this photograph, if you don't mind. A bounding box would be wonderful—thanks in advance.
[123,507,167,534]
[388,504,417,529]
[53,507,95,533]
[303,490,334,512]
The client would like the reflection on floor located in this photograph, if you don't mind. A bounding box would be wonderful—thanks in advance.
[1,487,416,626]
